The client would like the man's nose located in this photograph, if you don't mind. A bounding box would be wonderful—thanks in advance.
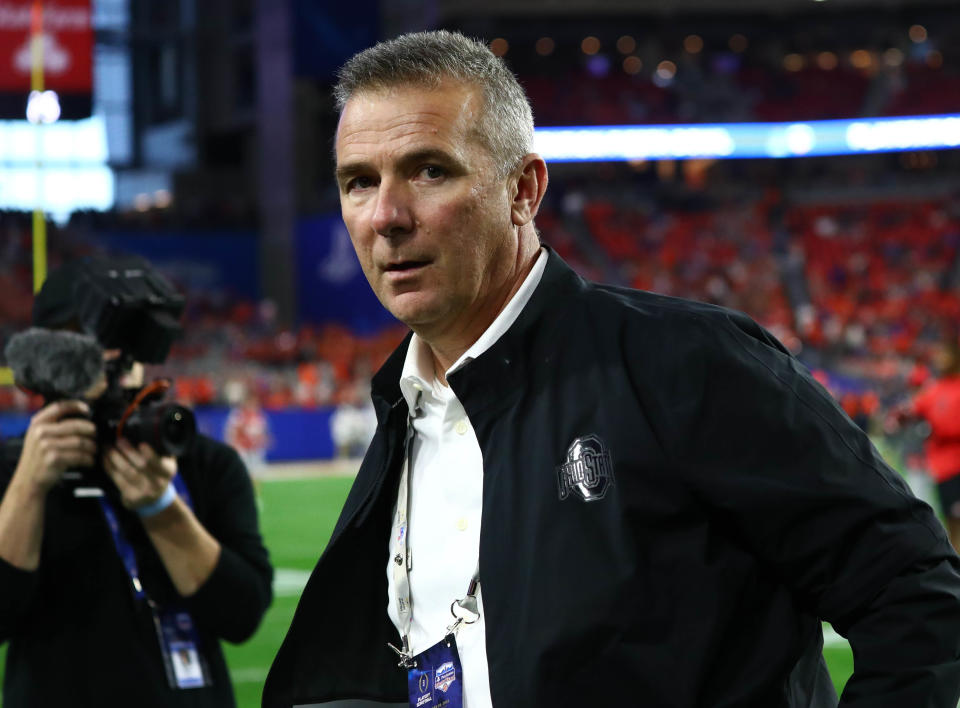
[370,181,414,237]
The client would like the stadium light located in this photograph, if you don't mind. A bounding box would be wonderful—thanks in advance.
[533,113,960,162]
[535,37,555,56]
[0,113,112,213]
[26,89,61,124]
[728,34,748,52]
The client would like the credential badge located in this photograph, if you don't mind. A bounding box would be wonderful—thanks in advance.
[557,434,615,502]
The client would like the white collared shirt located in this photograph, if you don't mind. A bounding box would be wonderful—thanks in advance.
[386,248,547,708]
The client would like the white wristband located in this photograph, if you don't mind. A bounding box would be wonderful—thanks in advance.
[135,483,178,518]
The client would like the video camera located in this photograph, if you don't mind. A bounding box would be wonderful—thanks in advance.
[5,257,197,472]
[77,256,197,458]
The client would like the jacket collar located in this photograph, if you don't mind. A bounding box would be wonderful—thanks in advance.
[370,330,412,422]
[370,246,585,420]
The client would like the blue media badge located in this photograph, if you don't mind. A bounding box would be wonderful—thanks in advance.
[157,605,211,689]
[407,634,463,708]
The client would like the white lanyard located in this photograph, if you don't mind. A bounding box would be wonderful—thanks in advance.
[389,415,416,664]
[388,395,481,668]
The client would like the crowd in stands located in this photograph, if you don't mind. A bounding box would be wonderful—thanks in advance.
[788,199,960,363]
[161,319,406,412]
[0,220,35,345]
[3,170,959,436]
[521,58,959,128]
[510,11,959,127]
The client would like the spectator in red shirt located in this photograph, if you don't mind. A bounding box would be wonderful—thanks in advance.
[912,334,960,552]
[224,389,272,496]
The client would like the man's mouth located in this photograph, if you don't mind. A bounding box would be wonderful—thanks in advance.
[384,260,429,272]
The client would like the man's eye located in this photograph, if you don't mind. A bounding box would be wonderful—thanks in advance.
[348,176,375,191]
[420,165,445,180]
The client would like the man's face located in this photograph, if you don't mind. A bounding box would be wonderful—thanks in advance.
[335,80,520,340]
[80,350,144,400]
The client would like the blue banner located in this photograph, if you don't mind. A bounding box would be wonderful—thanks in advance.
[296,214,398,334]
[91,231,260,300]
[0,406,336,463]
[196,406,335,462]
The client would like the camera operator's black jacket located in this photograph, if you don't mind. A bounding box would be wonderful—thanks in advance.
[0,433,273,708]
[264,249,960,707]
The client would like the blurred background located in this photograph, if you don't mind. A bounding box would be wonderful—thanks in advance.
[0,0,958,704]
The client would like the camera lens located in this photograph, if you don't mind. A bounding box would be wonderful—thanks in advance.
[159,405,196,456]
[116,401,196,457]
[164,410,188,445]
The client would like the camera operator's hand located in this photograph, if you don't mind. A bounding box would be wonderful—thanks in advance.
[17,400,97,493]
[103,437,222,597]
[103,438,177,511]
[0,400,96,571]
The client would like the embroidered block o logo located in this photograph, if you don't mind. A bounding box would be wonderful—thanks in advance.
[557,434,615,502]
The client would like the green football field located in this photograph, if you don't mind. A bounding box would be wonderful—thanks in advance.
[0,473,855,707]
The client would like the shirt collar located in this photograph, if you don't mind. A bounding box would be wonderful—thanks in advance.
[399,247,547,412]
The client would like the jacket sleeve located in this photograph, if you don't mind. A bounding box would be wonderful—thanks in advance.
[0,558,39,644]
[644,308,960,706]
[0,452,40,644]
[185,441,273,643]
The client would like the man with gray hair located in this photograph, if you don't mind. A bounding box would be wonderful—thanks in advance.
[264,30,960,708]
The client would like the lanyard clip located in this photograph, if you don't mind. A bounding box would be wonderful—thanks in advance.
[446,594,480,635]
[387,636,415,669]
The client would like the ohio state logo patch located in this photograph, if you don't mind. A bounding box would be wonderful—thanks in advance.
[557,434,615,502]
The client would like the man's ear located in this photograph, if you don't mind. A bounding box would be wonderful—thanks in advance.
[510,154,548,227]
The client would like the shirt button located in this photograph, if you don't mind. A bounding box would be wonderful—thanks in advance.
[455,419,469,435]
[456,517,468,531]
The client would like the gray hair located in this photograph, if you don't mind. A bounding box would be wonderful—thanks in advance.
[334,30,534,178]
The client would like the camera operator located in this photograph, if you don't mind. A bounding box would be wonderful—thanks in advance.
[0,260,273,708]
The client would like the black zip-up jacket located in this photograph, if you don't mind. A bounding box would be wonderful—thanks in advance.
[264,249,960,707]
[0,434,273,708]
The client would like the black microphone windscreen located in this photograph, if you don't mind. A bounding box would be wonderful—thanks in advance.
[4,328,104,400]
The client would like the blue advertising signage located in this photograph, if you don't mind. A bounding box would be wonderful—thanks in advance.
[296,214,397,333]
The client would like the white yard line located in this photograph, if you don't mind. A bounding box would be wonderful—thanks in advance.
[230,666,269,684]
[822,623,850,650]
[274,568,312,597]
[259,459,361,481]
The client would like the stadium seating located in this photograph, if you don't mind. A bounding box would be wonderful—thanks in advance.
[4,181,957,428]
